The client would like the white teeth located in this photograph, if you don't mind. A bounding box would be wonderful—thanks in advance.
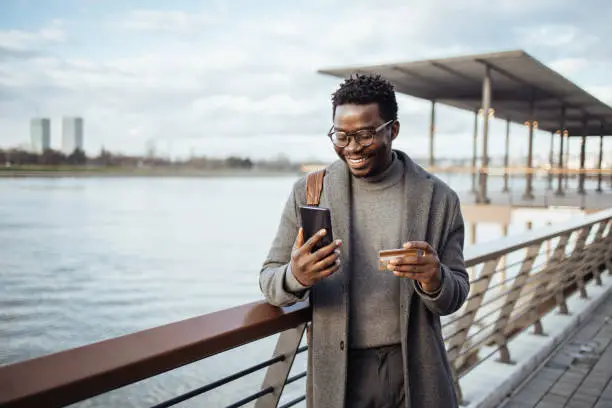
[348,157,365,164]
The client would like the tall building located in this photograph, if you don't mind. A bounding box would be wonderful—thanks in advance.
[62,117,84,154]
[30,118,51,153]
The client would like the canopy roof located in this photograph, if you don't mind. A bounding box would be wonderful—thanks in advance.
[318,50,612,137]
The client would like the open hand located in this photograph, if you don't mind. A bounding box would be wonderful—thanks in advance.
[387,241,441,293]
[290,228,342,287]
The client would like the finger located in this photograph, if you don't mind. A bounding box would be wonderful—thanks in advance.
[388,264,429,274]
[312,250,340,270]
[313,260,341,280]
[300,228,327,254]
[311,239,343,262]
[403,241,433,252]
[294,228,305,249]
[389,254,436,266]
[392,270,423,279]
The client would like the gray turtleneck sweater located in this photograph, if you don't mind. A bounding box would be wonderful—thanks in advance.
[349,153,404,349]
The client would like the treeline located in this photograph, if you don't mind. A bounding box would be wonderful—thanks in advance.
[0,148,301,171]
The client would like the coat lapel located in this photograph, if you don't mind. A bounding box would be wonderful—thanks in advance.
[396,150,434,407]
[310,159,351,408]
[321,159,352,282]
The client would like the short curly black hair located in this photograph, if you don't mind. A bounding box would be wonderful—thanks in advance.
[331,73,398,122]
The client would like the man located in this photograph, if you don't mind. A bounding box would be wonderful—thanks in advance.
[259,73,469,408]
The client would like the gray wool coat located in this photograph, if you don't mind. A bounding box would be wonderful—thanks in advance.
[259,150,469,408]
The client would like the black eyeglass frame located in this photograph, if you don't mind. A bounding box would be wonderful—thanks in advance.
[327,119,395,148]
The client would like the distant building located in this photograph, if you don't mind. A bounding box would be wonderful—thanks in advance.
[30,118,51,153]
[62,117,84,154]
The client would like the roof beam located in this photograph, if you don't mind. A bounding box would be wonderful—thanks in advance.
[430,61,482,85]
[390,66,458,91]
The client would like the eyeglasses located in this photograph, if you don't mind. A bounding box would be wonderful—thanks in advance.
[327,119,395,148]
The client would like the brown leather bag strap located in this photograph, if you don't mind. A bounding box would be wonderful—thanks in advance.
[306,169,326,206]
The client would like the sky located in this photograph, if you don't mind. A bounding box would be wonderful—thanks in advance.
[1,0,611,163]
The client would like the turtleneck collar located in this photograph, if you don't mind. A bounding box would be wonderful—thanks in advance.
[351,151,404,191]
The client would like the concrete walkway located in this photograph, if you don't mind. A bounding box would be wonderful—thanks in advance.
[500,294,612,408]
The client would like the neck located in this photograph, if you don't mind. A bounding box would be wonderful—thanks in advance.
[366,151,394,179]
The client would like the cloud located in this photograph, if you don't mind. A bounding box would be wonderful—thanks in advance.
[0,21,66,51]
[515,25,580,48]
[549,58,589,75]
[1,1,611,162]
[115,10,209,33]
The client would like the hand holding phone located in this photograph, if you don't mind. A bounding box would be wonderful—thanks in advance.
[289,206,342,287]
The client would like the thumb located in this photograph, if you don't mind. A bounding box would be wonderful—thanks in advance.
[294,228,304,249]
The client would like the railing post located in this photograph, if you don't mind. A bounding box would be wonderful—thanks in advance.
[495,243,542,362]
[604,220,612,275]
[573,226,594,298]
[549,233,572,315]
[534,233,572,321]
[588,221,608,285]
[450,363,464,406]
[255,323,307,408]
[447,258,501,366]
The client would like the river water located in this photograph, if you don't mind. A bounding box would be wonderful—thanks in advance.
[0,173,583,407]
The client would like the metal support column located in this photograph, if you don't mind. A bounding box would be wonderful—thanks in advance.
[547,131,554,190]
[556,107,566,196]
[429,100,436,168]
[478,66,491,204]
[597,122,604,193]
[503,118,510,193]
[564,134,570,189]
[471,111,478,194]
[523,101,535,200]
[578,119,587,195]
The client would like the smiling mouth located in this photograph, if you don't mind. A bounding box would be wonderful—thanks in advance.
[346,156,370,167]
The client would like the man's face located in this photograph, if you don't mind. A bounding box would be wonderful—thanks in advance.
[332,103,399,178]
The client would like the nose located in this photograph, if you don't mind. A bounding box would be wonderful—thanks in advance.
[344,136,363,153]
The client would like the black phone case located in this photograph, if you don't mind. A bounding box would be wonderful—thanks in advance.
[299,205,333,252]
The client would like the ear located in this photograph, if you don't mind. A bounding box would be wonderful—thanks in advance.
[390,120,400,141]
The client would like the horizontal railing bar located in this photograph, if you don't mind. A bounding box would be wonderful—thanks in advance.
[467,264,559,313]
[464,209,611,266]
[459,343,503,378]
[150,355,285,408]
[498,275,579,324]
[445,265,575,343]
[279,395,307,408]
[461,253,545,305]
[448,317,498,349]
[465,239,576,302]
[296,345,308,354]
[454,268,593,366]
[448,319,498,355]
[0,300,311,408]
[455,275,581,378]
[286,371,307,386]
[225,386,273,408]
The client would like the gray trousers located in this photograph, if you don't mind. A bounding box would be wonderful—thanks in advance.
[345,344,406,408]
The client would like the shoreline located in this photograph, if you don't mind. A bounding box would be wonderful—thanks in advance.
[0,167,304,178]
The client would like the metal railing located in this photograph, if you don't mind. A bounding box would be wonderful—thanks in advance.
[1,209,611,408]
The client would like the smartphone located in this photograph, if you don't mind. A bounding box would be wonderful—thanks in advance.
[299,205,334,252]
